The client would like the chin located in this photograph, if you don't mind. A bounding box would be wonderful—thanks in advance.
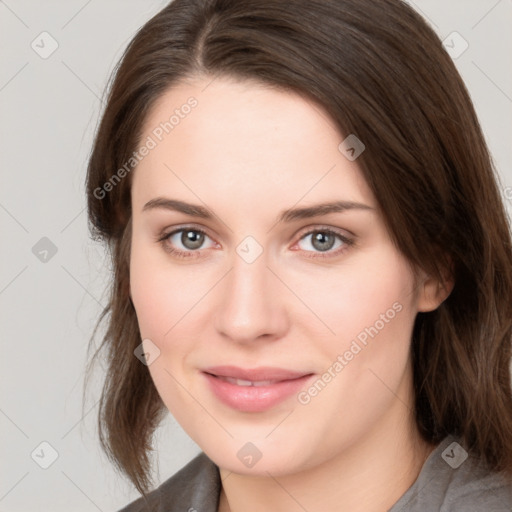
[199,435,317,476]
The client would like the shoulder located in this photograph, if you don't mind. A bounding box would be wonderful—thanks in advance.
[390,436,512,512]
[117,452,221,512]
[442,454,512,511]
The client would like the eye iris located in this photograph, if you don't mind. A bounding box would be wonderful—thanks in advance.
[312,232,335,252]
[182,230,204,250]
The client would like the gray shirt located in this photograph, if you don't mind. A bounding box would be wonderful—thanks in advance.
[118,435,512,511]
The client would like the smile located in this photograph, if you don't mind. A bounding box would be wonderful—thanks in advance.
[202,366,314,412]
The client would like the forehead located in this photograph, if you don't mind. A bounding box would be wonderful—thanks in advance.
[132,76,375,212]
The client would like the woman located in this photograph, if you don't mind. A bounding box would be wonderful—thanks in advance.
[85,0,512,510]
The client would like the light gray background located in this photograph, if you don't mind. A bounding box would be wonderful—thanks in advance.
[1,1,511,511]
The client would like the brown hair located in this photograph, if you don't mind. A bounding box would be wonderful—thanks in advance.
[85,0,512,497]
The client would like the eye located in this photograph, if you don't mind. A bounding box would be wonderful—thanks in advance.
[157,227,217,258]
[157,225,354,260]
[294,228,354,259]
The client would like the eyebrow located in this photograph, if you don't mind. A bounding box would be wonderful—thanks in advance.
[142,197,374,223]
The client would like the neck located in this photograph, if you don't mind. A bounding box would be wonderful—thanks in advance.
[218,405,436,512]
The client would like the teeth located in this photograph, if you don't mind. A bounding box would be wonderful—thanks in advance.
[221,376,276,387]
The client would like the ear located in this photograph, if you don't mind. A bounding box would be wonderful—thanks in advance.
[416,261,455,313]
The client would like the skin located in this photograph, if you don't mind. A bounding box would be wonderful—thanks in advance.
[129,75,453,512]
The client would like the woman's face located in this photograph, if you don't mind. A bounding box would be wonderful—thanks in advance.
[129,76,438,475]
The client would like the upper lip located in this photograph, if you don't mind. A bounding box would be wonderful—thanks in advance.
[203,366,312,382]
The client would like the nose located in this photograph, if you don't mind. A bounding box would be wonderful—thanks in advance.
[213,252,289,344]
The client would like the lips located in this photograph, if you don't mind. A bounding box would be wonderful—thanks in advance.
[202,365,314,412]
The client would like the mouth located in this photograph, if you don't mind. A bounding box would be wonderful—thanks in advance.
[210,376,284,387]
[201,366,315,412]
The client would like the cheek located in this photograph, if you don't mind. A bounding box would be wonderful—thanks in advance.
[130,263,168,340]
[130,239,205,340]
[287,246,417,356]
[287,250,418,459]
[130,245,195,414]
[129,239,219,398]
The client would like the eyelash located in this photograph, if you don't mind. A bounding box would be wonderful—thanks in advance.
[156,226,354,260]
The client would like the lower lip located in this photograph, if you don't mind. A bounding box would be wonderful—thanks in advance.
[202,372,314,412]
